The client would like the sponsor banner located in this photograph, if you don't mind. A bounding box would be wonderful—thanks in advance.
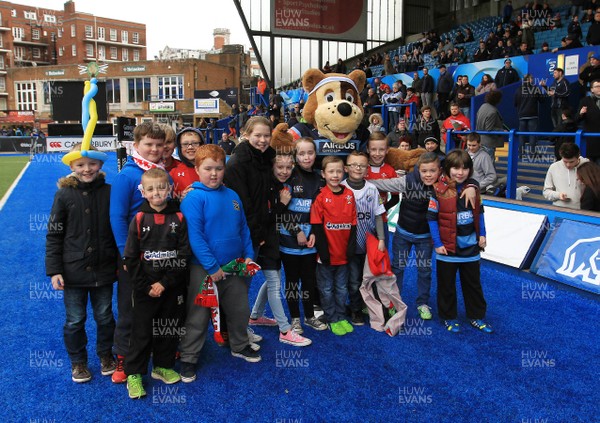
[46,136,116,152]
[0,136,35,153]
[271,0,367,42]
[480,206,547,269]
[117,117,136,142]
[149,101,176,113]
[316,139,359,156]
[45,69,65,76]
[123,65,146,72]
[194,98,219,114]
[532,219,600,294]
[194,88,238,107]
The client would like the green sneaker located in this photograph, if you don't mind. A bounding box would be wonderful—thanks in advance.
[127,374,146,399]
[339,319,354,333]
[330,321,347,336]
[151,367,181,384]
[417,304,433,320]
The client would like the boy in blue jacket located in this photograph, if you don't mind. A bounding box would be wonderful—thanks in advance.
[179,144,258,383]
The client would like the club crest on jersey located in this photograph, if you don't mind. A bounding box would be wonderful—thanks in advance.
[232,200,240,210]
[345,194,353,204]
[293,185,304,194]
[169,222,178,234]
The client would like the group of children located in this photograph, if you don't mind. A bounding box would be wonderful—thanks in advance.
[45,117,493,400]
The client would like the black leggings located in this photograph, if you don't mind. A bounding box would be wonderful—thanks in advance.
[281,252,318,319]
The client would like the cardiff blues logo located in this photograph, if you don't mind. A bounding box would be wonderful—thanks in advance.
[556,237,600,285]
[546,58,557,74]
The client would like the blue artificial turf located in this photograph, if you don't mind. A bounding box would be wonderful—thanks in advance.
[0,153,598,422]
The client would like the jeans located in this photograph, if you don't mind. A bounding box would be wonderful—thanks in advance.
[250,269,292,333]
[391,231,433,306]
[460,107,470,121]
[316,263,348,324]
[347,254,366,313]
[519,118,539,155]
[388,111,400,133]
[551,108,562,129]
[63,284,115,364]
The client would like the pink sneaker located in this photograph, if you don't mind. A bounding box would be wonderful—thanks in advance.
[279,330,312,347]
[249,316,277,326]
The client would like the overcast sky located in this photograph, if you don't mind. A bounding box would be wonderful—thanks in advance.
[17,0,250,58]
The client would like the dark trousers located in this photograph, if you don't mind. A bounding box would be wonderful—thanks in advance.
[63,284,115,364]
[282,252,317,319]
[124,285,185,375]
[437,92,450,119]
[114,256,133,356]
[347,253,366,313]
[436,259,487,320]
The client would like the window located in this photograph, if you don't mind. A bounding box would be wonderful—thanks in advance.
[57,28,62,38]
[121,30,128,43]
[14,46,25,59]
[97,27,105,40]
[110,47,118,60]
[32,48,40,58]
[16,82,37,111]
[0,37,3,48]
[85,25,93,38]
[58,47,64,57]
[158,76,184,100]
[44,14,57,24]
[127,77,150,102]
[11,9,16,18]
[0,56,4,69]
[71,24,76,37]
[98,45,105,61]
[0,77,5,92]
[106,79,121,104]
[133,50,139,61]
[0,98,7,111]
[24,11,36,20]
[132,32,139,44]
[110,28,117,41]
[32,29,40,40]
[72,45,77,56]
[85,43,94,57]
[12,27,24,40]
[122,48,128,61]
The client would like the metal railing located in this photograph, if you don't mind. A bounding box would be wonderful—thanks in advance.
[445,129,600,199]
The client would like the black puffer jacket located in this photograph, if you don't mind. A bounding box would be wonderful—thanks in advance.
[45,172,118,287]
[224,140,276,247]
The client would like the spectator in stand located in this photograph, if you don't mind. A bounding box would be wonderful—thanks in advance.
[568,15,583,40]
[218,132,237,155]
[455,30,466,44]
[372,77,383,98]
[322,61,332,74]
[485,31,499,52]
[396,80,407,98]
[495,58,520,88]
[503,0,514,24]
[473,41,491,62]
[515,74,545,158]
[383,82,404,132]
[475,74,498,96]
[335,58,347,74]
[388,118,415,149]
[363,87,381,118]
[403,87,421,123]
[441,103,471,149]
[564,33,584,49]
[466,133,497,192]
[540,42,551,53]
[412,72,423,95]
[581,8,595,24]
[465,28,474,42]
[420,68,435,117]
[551,107,578,161]
[476,91,506,161]
[570,0,585,20]
[414,106,440,148]
[577,162,600,211]
[287,111,299,128]
[586,9,600,45]
[520,17,536,50]
[505,38,518,56]
[575,78,600,164]
[548,68,570,129]
[437,65,454,120]
[362,63,373,78]
[490,39,507,59]
[579,54,600,92]
[398,137,412,151]
[384,54,395,76]
[456,75,475,119]
[494,22,505,39]
[516,41,534,56]
[543,143,589,210]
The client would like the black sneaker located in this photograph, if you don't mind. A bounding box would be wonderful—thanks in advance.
[99,353,116,376]
[231,345,262,363]
[180,361,197,383]
[71,362,92,383]
[351,311,365,326]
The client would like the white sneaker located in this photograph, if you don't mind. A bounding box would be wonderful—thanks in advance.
[290,318,303,334]
[247,327,263,343]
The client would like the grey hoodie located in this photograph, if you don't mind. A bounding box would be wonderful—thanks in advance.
[543,157,590,209]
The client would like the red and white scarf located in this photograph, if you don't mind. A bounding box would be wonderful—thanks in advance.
[131,148,165,171]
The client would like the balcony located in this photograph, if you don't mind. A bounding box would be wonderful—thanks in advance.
[81,36,146,49]
[13,38,48,47]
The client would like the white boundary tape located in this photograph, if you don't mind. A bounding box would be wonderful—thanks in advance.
[0,161,30,211]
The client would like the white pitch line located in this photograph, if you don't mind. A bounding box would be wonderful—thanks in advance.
[0,161,30,211]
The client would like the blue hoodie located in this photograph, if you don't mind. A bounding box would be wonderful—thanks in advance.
[181,181,253,274]
[110,158,145,255]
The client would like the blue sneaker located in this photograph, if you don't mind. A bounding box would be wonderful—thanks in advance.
[444,320,460,333]
[470,319,494,333]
